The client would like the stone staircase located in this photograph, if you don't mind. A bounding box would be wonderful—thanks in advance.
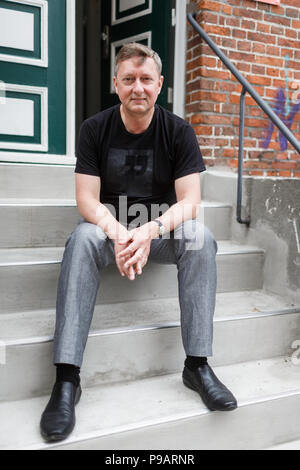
[0,163,300,450]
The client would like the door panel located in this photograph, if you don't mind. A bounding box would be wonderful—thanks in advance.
[110,31,152,93]
[101,0,172,110]
[112,0,152,24]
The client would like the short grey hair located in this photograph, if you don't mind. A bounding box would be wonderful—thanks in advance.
[115,42,162,76]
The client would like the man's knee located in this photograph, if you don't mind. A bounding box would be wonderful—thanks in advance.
[202,225,218,254]
[67,222,107,249]
[175,220,217,253]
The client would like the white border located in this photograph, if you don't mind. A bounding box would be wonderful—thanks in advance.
[0,0,48,68]
[0,154,75,165]
[66,0,76,159]
[0,83,48,152]
[173,0,187,118]
[110,31,152,93]
[112,0,152,25]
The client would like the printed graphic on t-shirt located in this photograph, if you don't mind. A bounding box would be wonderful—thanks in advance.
[106,148,153,197]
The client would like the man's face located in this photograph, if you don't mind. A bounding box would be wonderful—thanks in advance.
[113,56,164,115]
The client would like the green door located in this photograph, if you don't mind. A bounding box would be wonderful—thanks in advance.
[0,0,66,157]
[100,0,173,111]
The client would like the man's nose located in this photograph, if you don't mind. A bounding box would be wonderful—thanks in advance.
[132,79,144,94]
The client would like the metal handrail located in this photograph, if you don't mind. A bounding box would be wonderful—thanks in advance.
[187,5,300,226]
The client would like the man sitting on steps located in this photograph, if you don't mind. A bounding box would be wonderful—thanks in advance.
[40,43,237,443]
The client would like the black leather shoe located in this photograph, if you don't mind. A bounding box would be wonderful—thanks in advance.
[182,364,237,411]
[40,381,82,442]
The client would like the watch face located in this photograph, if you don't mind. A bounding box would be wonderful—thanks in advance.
[160,225,165,236]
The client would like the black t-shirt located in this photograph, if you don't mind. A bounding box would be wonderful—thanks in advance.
[75,104,206,226]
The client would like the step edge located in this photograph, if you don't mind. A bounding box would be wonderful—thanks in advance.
[0,260,61,267]
[266,438,300,450]
[0,290,291,315]
[21,387,300,451]
[0,202,77,207]
[3,307,300,348]
[0,200,231,208]
[0,162,75,168]
[0,245,265,267]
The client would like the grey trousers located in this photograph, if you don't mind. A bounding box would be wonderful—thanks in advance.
[53,218,218,368]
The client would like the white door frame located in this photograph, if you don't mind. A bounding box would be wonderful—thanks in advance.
[173,0,187,119]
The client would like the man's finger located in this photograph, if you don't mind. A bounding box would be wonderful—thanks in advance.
[128,265,135,281]
[116,261,126,277]
[124,249,143,268]
[117,255,135,280]
[135,261,142,275]
[116,252,131,275]
[117,244,137,258]
[118,238,133,246]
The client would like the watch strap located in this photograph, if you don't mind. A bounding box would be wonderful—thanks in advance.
[153,219,165,238]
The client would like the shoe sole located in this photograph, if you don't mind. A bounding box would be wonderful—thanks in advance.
[182,374,237,412]
[41,386,82,443]
[41,432,70,443]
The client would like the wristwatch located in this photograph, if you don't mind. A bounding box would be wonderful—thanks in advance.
[153,219,166,238]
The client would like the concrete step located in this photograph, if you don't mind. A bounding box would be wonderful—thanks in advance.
[201,169,238,205]
[1,356,300,450]
[267,439,300,450]
[0,241,265,313]
[0,164,75,199]
[1,290,296,340]
[0,164,205,199]
[0,198,231,248]
[0,199,80,248]
[0,199,232,248]
[0,291,299,401]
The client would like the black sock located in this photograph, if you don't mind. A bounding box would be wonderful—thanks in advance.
[185,356,208,370]
[55,363,80,387]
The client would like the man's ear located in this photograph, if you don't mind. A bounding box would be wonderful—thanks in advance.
[113,76,118,95]
[158,75,164,94]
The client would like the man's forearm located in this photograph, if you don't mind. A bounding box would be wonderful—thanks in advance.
[77,198,129,241]
[152,199,200,236]
[77,197,199,241]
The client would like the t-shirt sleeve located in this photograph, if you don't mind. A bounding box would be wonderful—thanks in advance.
[173,124,206,180]
[75,120,100,177]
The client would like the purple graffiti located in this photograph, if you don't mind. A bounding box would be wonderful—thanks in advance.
[262,88,300,151]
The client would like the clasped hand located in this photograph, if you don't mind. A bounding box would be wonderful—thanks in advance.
[114,225,152,281]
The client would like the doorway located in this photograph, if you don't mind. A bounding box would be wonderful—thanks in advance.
[76,0,175,141]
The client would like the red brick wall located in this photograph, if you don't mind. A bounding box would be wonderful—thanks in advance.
[186,0,300,177]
